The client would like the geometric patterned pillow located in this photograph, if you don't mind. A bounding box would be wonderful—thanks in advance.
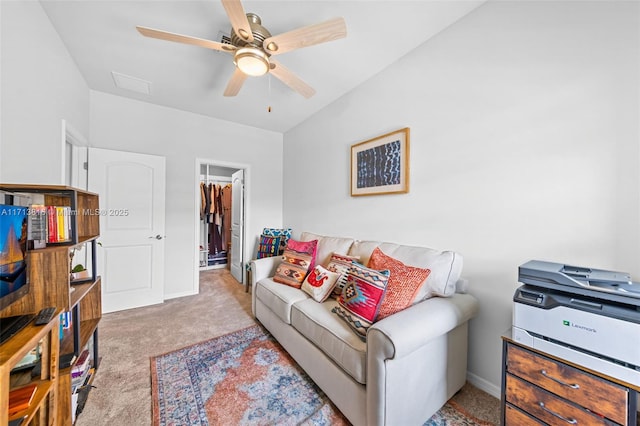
[326,253,360,299]
[273,239,318,289]
[262,227,292,255]
[286,238,318,270]
[367,247,431,320]
[257,234,282,259]
[332,262,389,340]
[301,265,340,302]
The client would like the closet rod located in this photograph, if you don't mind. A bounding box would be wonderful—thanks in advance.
[200,175,232,183]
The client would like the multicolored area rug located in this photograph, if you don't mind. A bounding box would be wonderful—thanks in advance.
[151,324,493,426]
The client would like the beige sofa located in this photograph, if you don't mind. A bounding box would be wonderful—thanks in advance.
[250,232,479,426]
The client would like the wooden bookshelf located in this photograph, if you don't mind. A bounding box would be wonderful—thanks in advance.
[0,313,60,425]
[0,184,102,425]
[0,184,99,246]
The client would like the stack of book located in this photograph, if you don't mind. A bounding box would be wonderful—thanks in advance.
[29,204,72,244]
[71,349,92,393]
[47,205,72,243]
[71,348,95,423]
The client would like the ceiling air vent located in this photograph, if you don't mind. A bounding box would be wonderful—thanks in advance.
[111,71,151,95]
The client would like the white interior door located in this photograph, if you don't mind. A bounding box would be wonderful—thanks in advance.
[230,169,244,283]
[88,148,166,313]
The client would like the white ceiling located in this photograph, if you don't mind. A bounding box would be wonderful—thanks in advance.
[40,0,484,133]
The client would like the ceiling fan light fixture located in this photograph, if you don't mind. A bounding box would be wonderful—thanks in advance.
[234,47,270,76]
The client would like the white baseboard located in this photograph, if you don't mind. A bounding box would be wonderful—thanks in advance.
[466,371,501,399]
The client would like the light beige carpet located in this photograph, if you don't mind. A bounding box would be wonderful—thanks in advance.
[78,269,500,425]
[77,269,254,425]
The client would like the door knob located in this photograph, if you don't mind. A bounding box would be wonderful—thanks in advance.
[149,234,165,240]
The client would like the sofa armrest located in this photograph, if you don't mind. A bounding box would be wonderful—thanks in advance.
[368,293,479,361]
[249,256,282,316]
[366,293,479,425]
[250,256,282,285]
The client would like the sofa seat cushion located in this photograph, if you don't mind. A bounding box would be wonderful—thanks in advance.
[256,278,309,324]
[291,298,367,384]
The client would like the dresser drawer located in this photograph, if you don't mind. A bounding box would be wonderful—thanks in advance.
[506,344,627,424]
[505,403,544,425]
[506,374,614,425]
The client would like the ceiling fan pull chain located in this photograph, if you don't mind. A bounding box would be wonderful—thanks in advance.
[268,74,272,112]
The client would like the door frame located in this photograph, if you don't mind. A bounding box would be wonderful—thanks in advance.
[194,158,250,291]
[61,119,89,188]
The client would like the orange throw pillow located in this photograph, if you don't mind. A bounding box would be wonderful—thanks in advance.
[367,247,431,320]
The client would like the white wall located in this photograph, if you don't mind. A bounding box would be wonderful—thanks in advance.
[89,91,283,299]
[0,0,90,183]
[0,0,284,303]
[283,1,639,395]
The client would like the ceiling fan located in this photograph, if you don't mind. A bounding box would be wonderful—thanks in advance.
[136,0,347,98]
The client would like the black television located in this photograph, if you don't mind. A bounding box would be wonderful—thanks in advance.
[0,204,29,310]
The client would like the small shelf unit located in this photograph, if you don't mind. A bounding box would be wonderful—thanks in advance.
[0,184,102,425]
[0,312,61,425]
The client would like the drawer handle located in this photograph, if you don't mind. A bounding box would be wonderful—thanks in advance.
[539,402,578,424]
[541,369,580,389]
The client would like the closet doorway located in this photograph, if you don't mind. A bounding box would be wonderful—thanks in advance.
[196,160,247,286]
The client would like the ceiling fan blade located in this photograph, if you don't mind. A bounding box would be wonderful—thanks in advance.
[263,17,346,55]
[269,60,316,99]
[136,26,236,52]
[221,0,254,43]
[224,68,248,97]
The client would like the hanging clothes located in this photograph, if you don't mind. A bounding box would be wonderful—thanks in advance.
[221,184,232,251]
[200,182,206,220]
[206,184,224,255]
[202,183,212,223]
[199,175,233,267]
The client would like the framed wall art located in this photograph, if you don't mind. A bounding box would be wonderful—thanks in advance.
[350,127,410,196]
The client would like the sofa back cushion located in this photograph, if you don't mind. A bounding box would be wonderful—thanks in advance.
[348,240,462,298]
[300,232,355,267]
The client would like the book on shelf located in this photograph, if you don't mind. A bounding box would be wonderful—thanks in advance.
[61,311,72,330]
[71,349,91,377]
[45,205,72,243]
[58,312,72,341]
[72,368,90,392]
[71,348,93,393]
[56,207,65,241]
[27,204,47,249]
[46,206,56,243]
[8,383,37,416]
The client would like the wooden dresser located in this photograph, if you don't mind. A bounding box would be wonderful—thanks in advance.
[501,335,639,425]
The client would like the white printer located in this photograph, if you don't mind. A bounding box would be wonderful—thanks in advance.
[513,260,640,387]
